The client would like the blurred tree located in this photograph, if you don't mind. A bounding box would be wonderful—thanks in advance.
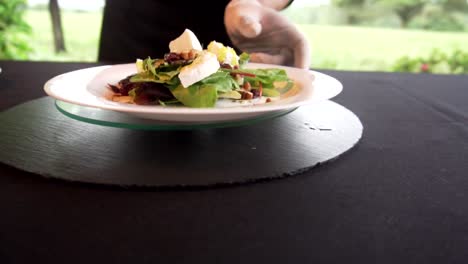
[0,0,31,59]
[379,0,468,26]
[49,0,66,52]
[332,0,366,24]
[378,0,426,27]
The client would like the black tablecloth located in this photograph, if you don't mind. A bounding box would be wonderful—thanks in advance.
[1,61,467,263]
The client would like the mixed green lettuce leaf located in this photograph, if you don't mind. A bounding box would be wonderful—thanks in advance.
[123,54,293,108]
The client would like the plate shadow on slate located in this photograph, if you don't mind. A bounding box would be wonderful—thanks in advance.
[0,97,363,188]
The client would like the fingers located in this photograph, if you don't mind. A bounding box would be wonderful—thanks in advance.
[250,42,310,70]
[225,0,311,69]
[293,37,311,69]
[250,52,288,66]
[235,31,311,69]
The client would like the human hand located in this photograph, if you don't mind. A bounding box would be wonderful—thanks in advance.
[224,0,311,69]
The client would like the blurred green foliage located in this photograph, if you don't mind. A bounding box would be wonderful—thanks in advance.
[0,0,31,59]
[392,49,468,74]
[408,4,465,32]
[6,3,468,75]
[329,0,468,31]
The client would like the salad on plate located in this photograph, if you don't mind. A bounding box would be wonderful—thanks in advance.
[108,29,298,108]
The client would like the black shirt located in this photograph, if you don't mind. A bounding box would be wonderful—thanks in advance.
[99,0,232,63]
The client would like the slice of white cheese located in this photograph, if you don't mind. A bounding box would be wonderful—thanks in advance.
[169,29,203,53]
[179,51,220,88]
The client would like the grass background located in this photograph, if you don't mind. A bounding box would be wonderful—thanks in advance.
[24,9,468,71]
[298,24,468,71]
[25,10,103,62]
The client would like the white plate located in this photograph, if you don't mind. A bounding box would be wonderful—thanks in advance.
[44,63,342,123]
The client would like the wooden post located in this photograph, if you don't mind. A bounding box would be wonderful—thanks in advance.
[49,0,66,53]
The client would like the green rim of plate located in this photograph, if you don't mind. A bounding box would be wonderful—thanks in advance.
[55,100,297,130]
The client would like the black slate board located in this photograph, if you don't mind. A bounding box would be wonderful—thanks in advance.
[0,97,363,187]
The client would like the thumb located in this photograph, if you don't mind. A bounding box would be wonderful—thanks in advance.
[225,0,264,38]
[237,15,262,38]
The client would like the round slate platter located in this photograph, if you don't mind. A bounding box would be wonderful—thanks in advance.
[0,97,363,187]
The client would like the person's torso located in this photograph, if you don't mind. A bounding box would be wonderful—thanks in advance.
[99,0,232,62]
